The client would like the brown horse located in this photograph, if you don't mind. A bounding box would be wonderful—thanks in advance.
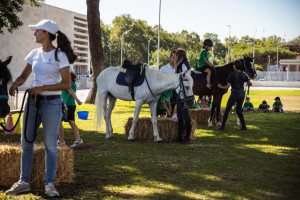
[191,56,257,127]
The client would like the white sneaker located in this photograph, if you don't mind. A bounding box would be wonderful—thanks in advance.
[57,140,65,146]
[70,139,83,148]
[6,180,30,195]
[45,182,59,197]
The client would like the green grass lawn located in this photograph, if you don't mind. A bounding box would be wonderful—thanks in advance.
[1,90,300,200]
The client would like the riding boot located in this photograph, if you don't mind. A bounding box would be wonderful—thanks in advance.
[240,117,247,130]
[181,119,191,144]
[174,119,184,142]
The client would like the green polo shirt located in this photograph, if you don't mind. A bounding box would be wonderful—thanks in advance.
[273,101,283,108]
[243,102,254,109]
[198,50,210,68]
[157,91,172,110]
[259,104,270,110]
[61,81,77,106]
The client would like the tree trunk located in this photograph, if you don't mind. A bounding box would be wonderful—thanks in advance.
[85,0,106,104]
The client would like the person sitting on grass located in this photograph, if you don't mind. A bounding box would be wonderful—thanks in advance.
[157,90,172,118]
[257,100,270,112]
[231,101,237,114]
[243,97,254,112]
[272,96,283,113]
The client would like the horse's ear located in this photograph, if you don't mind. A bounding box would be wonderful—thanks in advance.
[186,69,191,76]
[183,72,186,79]
[3,56,12,65]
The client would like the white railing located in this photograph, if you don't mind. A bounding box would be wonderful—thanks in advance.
[255,71,300,81]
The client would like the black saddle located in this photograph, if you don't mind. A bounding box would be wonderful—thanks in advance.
[192,67,216,83]
[116,60,146,101]
[122,60,144,85]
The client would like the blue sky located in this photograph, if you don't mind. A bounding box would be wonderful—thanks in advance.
[45,0,300,42]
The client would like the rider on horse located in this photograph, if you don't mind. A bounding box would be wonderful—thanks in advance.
[198,39,215,89]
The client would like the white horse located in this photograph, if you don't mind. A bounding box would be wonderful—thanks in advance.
[95,65,195,142]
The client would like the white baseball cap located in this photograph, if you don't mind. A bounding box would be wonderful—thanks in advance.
[28,19,60,35]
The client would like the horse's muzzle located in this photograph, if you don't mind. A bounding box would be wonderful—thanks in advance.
[250,73,257,80]
[185,95,195,109]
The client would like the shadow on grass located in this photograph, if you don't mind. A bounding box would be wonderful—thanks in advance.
[0,112,299,199]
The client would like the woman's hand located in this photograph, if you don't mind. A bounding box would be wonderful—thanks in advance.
[28,85,44,96]
[9,82,19,96]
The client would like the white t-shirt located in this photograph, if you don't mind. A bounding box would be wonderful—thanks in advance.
[25,47,70,95]
[160,63,188,74]
[160,63,175,74]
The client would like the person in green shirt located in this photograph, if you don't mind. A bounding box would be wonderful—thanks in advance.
[273,96,283,113]
[157,90,172,118]
[58,72,83,148]
[257,100,270,112]
[243,97,254,112]
[198,39,214,89]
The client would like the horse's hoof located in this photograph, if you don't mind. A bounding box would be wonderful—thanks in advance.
[156,139,163,143]
[128,138,135,142]
[106,136,113,140]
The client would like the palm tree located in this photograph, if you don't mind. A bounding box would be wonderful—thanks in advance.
[85,0,106,103]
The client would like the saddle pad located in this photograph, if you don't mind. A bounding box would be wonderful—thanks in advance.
[116,68,145,87]
[192,71,207,82]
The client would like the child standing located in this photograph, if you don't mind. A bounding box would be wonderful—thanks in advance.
[58,72,83,148]
[243,97,254,112]
[273,96,283,113]
[198,39,214,89]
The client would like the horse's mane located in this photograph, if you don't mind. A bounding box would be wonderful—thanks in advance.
[0,62,12,84]
[146,66,178,82]
[215,62,235,85]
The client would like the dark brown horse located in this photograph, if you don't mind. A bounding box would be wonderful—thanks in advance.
[191,56,257,127]
[0,56,13,118]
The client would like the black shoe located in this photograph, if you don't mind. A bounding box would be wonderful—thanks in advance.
[217,126,224,130]
[240,127,247,130]
[180,140,191,145]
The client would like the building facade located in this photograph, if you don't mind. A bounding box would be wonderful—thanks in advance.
[0,3,90,88]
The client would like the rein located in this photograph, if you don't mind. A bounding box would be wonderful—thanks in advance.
[0,89,28,133]
[0,89,40,143]
[145,71,158,101]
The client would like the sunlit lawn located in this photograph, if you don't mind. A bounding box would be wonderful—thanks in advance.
[0,90,300,199]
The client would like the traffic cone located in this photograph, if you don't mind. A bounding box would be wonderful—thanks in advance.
[4,112,15,134]
[15,119,21,134]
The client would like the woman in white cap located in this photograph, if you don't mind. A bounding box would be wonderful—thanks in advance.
[6,19,77,197]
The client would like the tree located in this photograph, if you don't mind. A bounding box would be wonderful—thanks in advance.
[0,0,44,34]
[85,0,106,104]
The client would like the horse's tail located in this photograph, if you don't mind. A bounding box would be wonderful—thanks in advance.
[95,88,104,132]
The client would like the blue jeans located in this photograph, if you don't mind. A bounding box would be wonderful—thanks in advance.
[20,97,62,184]
[221,89,246,128]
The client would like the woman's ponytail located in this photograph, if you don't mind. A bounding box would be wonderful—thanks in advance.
[54,31,77,64]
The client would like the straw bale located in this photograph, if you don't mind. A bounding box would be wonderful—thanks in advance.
[125,117,196,142]
[189,108,224,125]
[0,144,74,189]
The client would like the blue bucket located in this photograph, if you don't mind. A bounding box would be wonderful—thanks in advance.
[77,111,89,120]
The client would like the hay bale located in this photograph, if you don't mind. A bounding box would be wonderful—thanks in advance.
[0,144,74,189]
[125,117,196,142]
[189,108,224,125]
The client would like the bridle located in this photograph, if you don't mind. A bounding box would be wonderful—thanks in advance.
[175,74,195,104]
[242,58,256,78]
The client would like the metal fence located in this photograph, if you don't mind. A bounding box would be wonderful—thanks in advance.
[255,71,300,81]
